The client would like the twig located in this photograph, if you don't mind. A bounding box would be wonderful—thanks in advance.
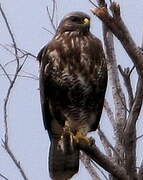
[0,64,12,83]
[0,73,38,80]
[90,160,108,180]
[46,1,56,32]
[88,0,98,7]
[0,173,8,180]
[136,134,143,141]
[22,70,39,79]
[2,140,28,180]
[51,0,56,22]
[0,3,29,180]
[42,27,54,35]
[0,4,19,65]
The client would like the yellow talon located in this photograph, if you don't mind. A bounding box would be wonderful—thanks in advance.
[74,131,93,145]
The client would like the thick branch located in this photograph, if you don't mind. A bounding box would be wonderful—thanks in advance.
[125,77,143,134]
[99,1,126,168]
[91,2,143,79]
[124,77,143,178]
[78,140,129,180]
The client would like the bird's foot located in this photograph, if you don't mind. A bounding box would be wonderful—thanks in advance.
[74,131,94,146]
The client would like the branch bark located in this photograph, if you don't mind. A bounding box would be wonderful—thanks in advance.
[80,153,102,180]
[118,65,134,109]
[91,2,143,79]
[97,1,127,170]
[78,139,129,180]
[124,77,143,179]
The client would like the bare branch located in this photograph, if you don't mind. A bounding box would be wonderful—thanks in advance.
[136,134,143,141]
[80,153,101,180]
[0,3,29,180]
[51,0,56,22]
[46,0,57,32]
[90,160,108,180]
[104,99,115,128]
[96,1,126,170]
[91,2,143,79]
[98,128,122,163]
[0,173,8,180]
[78,139,129,180]
[0,4,19,65]
[102,26,127,124]
[0,64,12,83]
[42,27,55,35]
[124,77,143,178]
[98,127,112,157]
[125,77,143,134]
[2,140,28,180]
[0,73,38,80]
[118,65,134,109]
[88,0,98,8]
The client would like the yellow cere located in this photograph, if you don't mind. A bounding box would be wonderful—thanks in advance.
[83,18,90,24]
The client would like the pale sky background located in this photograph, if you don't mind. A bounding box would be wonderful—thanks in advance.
[0,0,143,180]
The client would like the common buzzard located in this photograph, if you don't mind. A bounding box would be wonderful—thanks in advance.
[37,11,107,180]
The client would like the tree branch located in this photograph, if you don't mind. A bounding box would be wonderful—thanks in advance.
[0,64,12,83]
[98,128,122,163]
[124,77,143,178]
[78,139,129,180]
[91,2,143,79]
[80,153,102,180]
[0,173,8,180]
[0,3,29,180]
[96,1,127,171]
[46,0,57,32]
[104,99,115,128]
[118,65,134,110]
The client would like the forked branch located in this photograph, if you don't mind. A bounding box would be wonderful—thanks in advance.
[91,2,143,78]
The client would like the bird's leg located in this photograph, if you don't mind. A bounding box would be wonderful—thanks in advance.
[64,120,71,132]
[58,121,75,153]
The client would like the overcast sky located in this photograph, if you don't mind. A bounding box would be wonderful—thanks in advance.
[0,0,143,180]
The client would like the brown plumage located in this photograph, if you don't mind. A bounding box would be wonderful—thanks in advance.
[37,11,107,180]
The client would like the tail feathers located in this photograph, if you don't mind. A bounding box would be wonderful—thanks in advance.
[49,135,79,180]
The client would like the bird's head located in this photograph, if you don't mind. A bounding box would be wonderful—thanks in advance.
[56,12,91,34]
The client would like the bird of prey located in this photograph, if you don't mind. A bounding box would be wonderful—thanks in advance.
[37,11,107,180]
